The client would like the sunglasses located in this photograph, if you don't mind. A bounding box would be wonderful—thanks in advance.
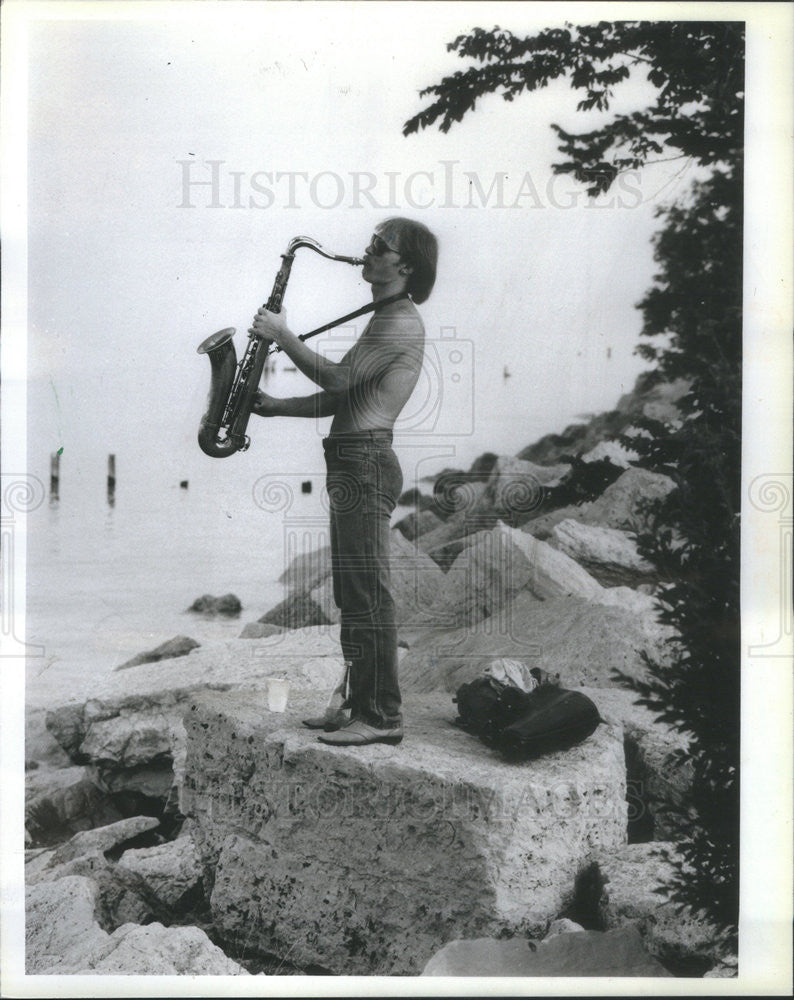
[367,233,400,257]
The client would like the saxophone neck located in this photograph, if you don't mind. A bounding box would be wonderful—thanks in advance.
[285,236,363,266]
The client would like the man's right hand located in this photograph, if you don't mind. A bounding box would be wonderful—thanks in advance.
[252,390,280,417]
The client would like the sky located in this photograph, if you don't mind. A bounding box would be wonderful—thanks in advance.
[20,1,703,499]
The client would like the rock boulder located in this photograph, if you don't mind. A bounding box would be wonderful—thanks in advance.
[118,834,204,910]
[26,765,124,847]
[418,509,500,568]
[581,468,676,533]
[73,922,249,975]
[278,544,332,592]
[181,688,627,975]
[477,455,570,525]
[28,850,161,929]
[46,631,346,805]
[394,507,444,541]
[115,635,200,672]
[415,520,655,636]
[26,875,246,974]
[593,843,730,974]
[577,687,692,841]
[550,519,657,587]
[422,926,670,977]
[400,591,669,693]
[259,590,332,629]
[520,502,592,541]
[187,593,242,616]
[26,875,113,973]
[50,815,160,866]
[239,621,283,639]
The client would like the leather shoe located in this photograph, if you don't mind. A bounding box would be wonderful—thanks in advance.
[302,708,350,732]
[318,719,403,746]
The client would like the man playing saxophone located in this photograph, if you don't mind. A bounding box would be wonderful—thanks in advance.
[250,218,438,747]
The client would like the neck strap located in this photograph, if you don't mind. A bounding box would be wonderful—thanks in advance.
[269,292,410,353]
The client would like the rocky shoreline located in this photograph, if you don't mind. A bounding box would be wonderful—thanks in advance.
[25,372,738,977]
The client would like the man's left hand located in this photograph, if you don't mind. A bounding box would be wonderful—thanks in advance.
[250,306,290,346]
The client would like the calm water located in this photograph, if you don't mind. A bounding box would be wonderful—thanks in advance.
[24,474,331,706]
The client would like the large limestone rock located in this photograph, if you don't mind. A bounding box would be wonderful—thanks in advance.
[26,764,124,847]
[26,707,71,768]
[423,523,542,629]
[593,843,730,973]
[28,850,161,928]
[477,455,570,524]
[414,521,658,636]
[239,621,283,639]
[394,507,444,541]
[46,631,346,802]
[417,508,500,568]
[78,705,180,799]
[422,926,670,977]
[72,922,249,975]
[432,476,488,517]
[550,519,656,587]
[521,502,593,541]
[259,590,332,629]
[278,543,332,591]
[503,525,605,601]
[577,687,692,841]
[181,688,628,975]
[581,467,676,533]
[118,835,203,910]
[418,457,571,560]
[50,815,160,866]
[26,875,112,973]
[400,591,669,693]
[26,876,246,974]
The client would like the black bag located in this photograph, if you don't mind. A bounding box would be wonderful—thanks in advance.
[453,676,534,741]
[454,677,602,760]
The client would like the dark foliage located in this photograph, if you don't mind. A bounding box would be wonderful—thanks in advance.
[613,168,742,946]
[404,20,743,195]
[406,20,743,947]
[543,455,625,510]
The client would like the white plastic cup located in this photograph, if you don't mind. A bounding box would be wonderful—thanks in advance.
[267,677,290,713]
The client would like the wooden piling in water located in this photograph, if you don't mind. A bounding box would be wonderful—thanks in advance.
[50,452,60,501]
[107,454,116,506]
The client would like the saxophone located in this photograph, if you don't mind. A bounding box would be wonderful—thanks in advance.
[197,236,363,458]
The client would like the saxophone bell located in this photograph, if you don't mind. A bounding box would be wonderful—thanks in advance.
[196,328,244,458]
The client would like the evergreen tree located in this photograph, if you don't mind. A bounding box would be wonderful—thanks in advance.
[405,21,743,945]
[615,167,741,944]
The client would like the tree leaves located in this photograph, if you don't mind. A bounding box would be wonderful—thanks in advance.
[404,21,744,197]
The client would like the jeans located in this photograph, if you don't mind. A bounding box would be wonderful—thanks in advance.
[323,431,403,729]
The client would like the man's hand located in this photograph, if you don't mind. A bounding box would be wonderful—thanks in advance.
[252,390,280,417]
[249,306,291,347]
